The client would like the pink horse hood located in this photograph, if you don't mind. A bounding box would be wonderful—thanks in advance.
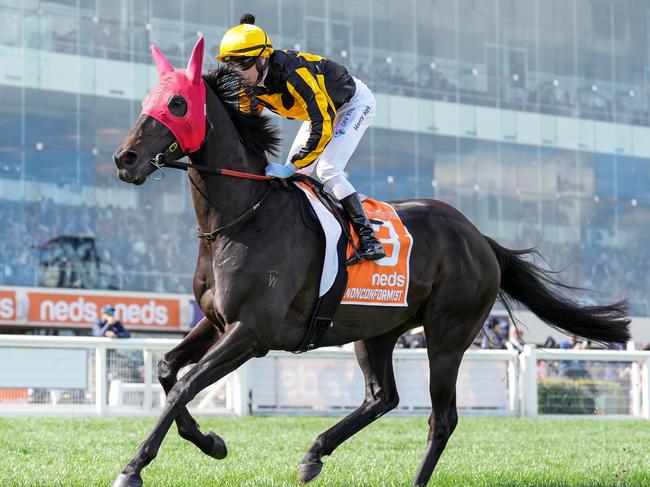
[140,37,207,154]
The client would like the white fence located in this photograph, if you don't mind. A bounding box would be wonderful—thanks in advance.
[0,335,648,419]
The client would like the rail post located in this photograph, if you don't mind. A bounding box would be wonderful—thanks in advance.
[232,362,252,417]
[519,345,537,417]
[143,349,153,410]
[95,344,107,417]
[508,353,519,415]
[626,342,642,416]
[642,358,650,420]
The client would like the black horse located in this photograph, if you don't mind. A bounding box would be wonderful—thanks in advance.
[112,41,630,487]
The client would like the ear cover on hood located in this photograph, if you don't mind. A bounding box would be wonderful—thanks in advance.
[140,37,207,154]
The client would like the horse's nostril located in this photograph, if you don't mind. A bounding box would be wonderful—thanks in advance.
[120,150,138,166]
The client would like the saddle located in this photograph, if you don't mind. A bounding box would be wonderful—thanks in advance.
[292,174,380,264]
[291,175,355,242]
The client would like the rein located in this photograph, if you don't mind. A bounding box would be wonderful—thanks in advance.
[149,142,273,181]
[154,156,273,181]
[149,142,275,241]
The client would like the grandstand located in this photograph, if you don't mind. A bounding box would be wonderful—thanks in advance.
[1,0,650,316]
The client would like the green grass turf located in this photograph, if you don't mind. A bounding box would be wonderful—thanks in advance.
[0,416,648,486]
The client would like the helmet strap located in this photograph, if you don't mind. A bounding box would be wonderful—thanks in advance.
[253,33,270,85]
[254,57,268,85]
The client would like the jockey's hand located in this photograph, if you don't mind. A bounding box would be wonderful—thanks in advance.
[265,162,296,179]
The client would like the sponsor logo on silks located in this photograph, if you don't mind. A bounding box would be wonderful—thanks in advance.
[334,107,355,137]
[353,105,372,132]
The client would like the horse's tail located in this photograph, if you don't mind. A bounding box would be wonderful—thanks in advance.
[484,236,631,343]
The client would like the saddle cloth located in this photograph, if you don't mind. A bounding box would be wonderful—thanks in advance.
[295,183,413,307]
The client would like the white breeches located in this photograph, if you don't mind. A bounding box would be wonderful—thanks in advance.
[286,77,376,200]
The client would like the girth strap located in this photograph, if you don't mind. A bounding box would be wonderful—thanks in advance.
[290,230,349,353]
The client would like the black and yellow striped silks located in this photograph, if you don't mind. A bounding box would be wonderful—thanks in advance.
[242,50,356,169]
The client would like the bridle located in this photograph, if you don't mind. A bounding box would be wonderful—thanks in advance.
[148,140,273,183]
[148,137,278,242]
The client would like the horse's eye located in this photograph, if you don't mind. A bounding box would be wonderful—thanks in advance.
[168,95,187,117]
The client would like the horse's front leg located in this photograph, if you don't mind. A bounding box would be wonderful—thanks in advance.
[157,317,227,459]
[112,322,264,487]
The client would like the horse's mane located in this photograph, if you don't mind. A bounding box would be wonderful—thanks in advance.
[202,66,281,160]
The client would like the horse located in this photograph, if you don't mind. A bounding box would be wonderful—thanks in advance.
[111,38,630,487]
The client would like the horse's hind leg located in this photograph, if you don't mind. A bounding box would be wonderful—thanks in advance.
[412,310,488,486]
[411,348,462,487]
[157,317,226,459]
[299,328,403,484]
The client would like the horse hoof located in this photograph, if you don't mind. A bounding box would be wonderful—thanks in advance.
[111,472,143,487]
[298,459,323,484]
[207,431,228,460]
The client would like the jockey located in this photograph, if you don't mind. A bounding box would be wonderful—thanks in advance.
[217,14,385,262]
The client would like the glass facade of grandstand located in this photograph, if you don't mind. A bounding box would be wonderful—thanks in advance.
[1,0,650,314]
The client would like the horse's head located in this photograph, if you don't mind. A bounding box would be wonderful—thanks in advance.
[114,37,206,185]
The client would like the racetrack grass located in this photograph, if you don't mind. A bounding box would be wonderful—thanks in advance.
[0,416,648,486]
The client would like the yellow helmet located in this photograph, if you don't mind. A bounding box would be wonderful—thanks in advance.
[216,14,274,61]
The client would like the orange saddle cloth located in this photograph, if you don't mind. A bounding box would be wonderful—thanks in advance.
[343,198,413,307]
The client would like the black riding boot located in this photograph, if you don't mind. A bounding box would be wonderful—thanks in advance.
[340,192,386,261]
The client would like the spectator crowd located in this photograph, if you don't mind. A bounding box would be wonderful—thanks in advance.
[0,196,197,294]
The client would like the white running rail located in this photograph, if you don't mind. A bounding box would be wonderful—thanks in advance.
[0,336,647,419]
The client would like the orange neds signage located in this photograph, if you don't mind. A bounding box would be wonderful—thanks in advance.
[27,292,181,330]
[0,290,16,321]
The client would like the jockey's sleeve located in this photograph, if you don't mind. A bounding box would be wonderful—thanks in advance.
[286,68,335,169]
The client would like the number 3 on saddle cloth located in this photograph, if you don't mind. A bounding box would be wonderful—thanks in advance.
[291,179,414,353]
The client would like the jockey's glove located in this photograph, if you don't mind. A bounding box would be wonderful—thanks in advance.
[265,162,296,179]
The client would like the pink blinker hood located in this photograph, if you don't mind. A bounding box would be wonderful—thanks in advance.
[140,37,207,154]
